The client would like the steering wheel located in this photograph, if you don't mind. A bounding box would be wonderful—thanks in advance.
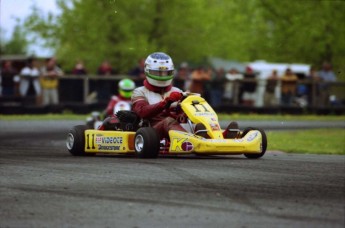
[165,92,198,122]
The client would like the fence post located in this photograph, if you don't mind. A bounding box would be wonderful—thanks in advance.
[83,77,89,103]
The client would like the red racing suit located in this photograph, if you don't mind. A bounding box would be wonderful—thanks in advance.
[104,95,132,117]
[131,80,186,139]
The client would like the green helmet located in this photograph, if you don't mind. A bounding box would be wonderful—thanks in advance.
[118,79,135,98]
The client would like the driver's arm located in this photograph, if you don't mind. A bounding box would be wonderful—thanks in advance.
[132,91,182,119]
[132,98,166,119]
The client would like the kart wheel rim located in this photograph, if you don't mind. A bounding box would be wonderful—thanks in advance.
[66,133,75,150]
[135,135,144,152]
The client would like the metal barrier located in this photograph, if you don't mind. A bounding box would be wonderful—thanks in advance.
[1,75,344,114]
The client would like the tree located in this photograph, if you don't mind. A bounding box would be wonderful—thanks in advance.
[22,0,345,80]
[1,23,29,55]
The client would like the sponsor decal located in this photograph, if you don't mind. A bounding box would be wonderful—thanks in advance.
[208,139,228,143]
[210,123,220,131]
[98,145,120,151]
[95,136,123,144]
[181,141,194,151]
[247,132,258,142]
[194,112,215,116]
[96,136,102,144]
[234,139,244,142]
[171,138,194,152]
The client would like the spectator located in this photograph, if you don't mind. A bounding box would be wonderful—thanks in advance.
[96,60,116,101]
[306,66,321,106]
[280,68,298,106]
[72,60,87,75]
[238,66,257,105]
[97,60,116,75]
[263,70,279,107]
[188,66,211,97]
[295,73,309,107]
[128,58,145,87]
[174,62,190,91]
[318,61,337,106]
[1,60,18,96]
[40,57,64,106]
[70,60,87,102]
[209,68,226,108]
[224,68,243,103]
[19,57,41,105]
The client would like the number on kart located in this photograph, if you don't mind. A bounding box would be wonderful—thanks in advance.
[191,102,209,112]
[86,134,95,149]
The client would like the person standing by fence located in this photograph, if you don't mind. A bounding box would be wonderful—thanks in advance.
[318,61,337,106]
[263,69,279,106]
[280,68,298,106]
[19,57,41,105]
[1,60,19,97]
[40,57,64,106]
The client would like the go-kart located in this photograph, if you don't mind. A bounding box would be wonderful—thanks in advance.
[66,93,267,159]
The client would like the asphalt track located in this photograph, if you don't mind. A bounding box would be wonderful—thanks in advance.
[0,120,344,228]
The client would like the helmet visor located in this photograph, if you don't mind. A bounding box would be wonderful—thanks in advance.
[120,90,133,98]
[149,69,174,77]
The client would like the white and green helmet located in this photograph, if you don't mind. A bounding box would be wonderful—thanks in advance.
[118,78,135,98]
[144,52,174,87]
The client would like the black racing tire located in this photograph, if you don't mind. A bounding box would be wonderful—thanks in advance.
[134,127,160,158]
[66,125,93,156]
[244,128,267,159]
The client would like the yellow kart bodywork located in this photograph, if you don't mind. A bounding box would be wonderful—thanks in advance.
[68,94,266,158]
[168,130,263,155]
[84,130,135,154]
[82,128,263,155]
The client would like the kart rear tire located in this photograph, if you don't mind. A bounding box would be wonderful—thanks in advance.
[134,127,160,158]
[244,128,267,159]
[67,125,93,156]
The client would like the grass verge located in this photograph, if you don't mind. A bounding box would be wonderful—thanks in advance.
[218,113,345,121]
[267,129,345,155]
[0,114,88,120]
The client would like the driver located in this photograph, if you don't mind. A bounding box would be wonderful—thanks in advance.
[132,52,240,140]
[103,78,135,117]
[131,52,186,139]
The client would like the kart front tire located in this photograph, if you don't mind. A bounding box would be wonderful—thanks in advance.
[67,125,93,156]
[134,127,160,158]
[244,128,267,159]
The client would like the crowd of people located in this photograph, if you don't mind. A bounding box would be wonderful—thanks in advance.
[173,61,338,108]
[1,57,64,106]
[0,56,339,109]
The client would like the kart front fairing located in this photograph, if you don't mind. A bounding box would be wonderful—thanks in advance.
[167,130,263,155]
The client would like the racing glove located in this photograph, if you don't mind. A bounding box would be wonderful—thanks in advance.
[163,92,183,108]
[132,92,183,119]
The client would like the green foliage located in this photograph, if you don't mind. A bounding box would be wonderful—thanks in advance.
[1,24,29,55]
[267,129,345,154]
[21,0,345,79]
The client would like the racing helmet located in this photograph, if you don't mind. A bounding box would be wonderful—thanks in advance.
[144,52,174,87]
[118,78,135,98]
